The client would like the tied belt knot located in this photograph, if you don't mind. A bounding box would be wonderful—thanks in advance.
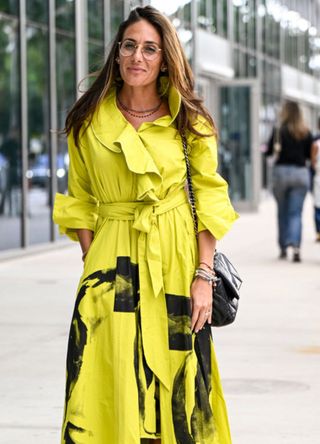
[98,189,188,298]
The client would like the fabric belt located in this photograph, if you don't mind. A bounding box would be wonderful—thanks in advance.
[98,188,188,298]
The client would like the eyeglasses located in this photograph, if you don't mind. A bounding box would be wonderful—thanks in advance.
[118,40,162,61]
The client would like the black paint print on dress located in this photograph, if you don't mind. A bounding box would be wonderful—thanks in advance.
[64,421,86,444]
[65,282,89,408]
[171,354,195,444]
[64,257,140,426]
[191,330,215,441]
[171,331,215,443]
[133,306,160,436]
[194,325,212,394]
[165,294,192,351]
[113,257,139,312]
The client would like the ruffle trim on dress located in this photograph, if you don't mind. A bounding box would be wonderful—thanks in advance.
[53,193,99,241]
[90,80,181,202]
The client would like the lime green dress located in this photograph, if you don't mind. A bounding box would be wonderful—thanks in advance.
[53,80,238,444]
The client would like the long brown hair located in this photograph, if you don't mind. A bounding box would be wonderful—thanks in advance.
[65,6,216,147]
[280,101,309,140]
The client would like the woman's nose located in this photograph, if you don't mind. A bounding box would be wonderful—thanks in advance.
[132,45,144,61]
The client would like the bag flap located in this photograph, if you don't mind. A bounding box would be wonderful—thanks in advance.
[214,251,242,299]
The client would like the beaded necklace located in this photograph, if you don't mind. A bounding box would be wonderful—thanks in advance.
[117,95,162,119]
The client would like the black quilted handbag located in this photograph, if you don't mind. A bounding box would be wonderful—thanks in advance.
[182,134,242,327]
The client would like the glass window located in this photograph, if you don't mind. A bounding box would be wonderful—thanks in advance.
[222,0,228,37]
[55,2,76,238]
[56,34,76,131]
[247,0,256,50]
[56,0,77,199]
[233,0,256,50]
[110,0,124,39]
[198,0,207,30]
[219,85,252,201]
[0,16,22,250]
[268,60,280,93]
[56,33,75,199]
[56,0,76,129]
[88,0,104,41]
[26,25,51,245]
[212,0,217,33]
[27,0,48,23]
[268,13,279,58]
[56,0,75,32]
[88,0,105,72]
[0,0,18,15]
[280,1,319,71]
[197,0,217,33]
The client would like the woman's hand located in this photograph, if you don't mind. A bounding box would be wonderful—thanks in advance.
[190,277,212,333]
[191,229,217,332]
[76,229,93,262]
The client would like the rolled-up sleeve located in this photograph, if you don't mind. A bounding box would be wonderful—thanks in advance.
[188,121,239,240]
[53,132,98,241]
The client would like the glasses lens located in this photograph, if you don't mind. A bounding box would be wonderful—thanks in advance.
[120,40,135,56]
[142,45,159,60]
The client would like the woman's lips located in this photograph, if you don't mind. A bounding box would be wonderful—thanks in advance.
[128,67,145,72]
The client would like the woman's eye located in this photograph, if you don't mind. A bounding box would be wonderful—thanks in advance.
[144,46,157,54]
[124,42,135,50]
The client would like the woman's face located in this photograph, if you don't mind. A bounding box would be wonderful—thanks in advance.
[118,20,163,89]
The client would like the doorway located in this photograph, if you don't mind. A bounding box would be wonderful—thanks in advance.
[218,79,260,210]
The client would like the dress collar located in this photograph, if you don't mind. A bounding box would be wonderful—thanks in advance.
[89,78,181,201]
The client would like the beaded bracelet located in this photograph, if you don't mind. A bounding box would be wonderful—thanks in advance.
[195,267,218,286]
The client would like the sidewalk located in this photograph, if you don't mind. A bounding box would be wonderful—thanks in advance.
[0,195,319,444]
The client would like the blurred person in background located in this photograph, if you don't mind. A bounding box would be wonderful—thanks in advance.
[311,117,320,242]
[266,101,314,262]
[53,5,237,444]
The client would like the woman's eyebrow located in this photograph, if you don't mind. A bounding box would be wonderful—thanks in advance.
[124,38,159,45]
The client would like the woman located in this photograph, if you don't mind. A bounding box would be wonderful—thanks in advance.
[54,6,238,444]
[267,101,313,262]
[311,122,320,242]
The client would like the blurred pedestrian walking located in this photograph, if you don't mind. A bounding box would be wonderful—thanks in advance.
[266,101,314,262]
[311,117,320,242]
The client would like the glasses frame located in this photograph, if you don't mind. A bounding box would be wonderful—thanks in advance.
[118,40,162,60]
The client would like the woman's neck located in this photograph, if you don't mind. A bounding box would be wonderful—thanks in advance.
[118,84,161,111]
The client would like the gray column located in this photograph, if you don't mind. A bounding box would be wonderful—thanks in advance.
[19,0,28,248]
[49,0,58,242]
[227,0,234,43]
[104,0,111,46]
[75,0,88,98]
[191,0,198,78]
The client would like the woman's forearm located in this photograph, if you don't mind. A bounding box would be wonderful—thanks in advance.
[190,229,216,332]
[311,142,318,169]
[76,229,94,255]
[197,230,216,267]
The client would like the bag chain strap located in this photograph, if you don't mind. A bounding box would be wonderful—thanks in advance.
[181,134,198,238]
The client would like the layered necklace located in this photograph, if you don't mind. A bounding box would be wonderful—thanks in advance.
[117,95,162,119]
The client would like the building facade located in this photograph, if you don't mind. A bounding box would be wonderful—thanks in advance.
[1,0,320,252]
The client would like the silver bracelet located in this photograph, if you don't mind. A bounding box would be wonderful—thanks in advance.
[194,267,218,285]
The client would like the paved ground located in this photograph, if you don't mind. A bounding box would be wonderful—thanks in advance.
[0,194,319,444]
